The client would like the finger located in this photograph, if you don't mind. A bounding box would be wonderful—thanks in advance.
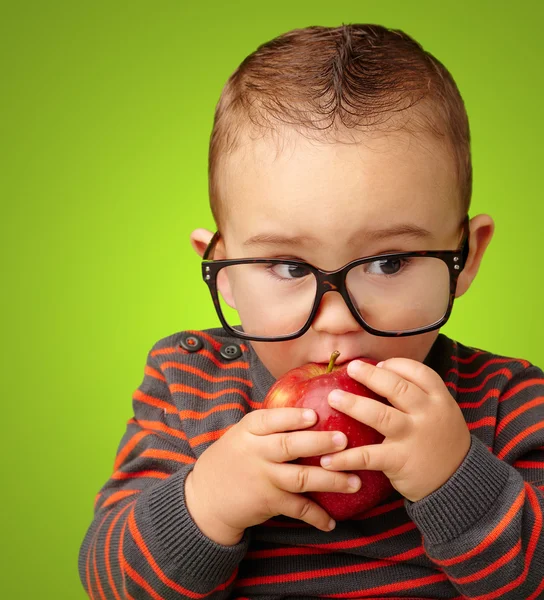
[320,443,402,475]
[375,357,446,397]
[245,407,317,436]
[328,391,409,438]
[347,360,425,412]
[263,429,349,463]
[277,491,336,532]
[271,463,362,495]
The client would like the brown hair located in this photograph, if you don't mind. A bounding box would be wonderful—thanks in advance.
[208,23,471,229]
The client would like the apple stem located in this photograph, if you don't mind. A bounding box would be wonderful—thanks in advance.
[327,351,341,373]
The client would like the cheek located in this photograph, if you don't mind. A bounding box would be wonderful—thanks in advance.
[216,269,236,308]
[250,339,304,379]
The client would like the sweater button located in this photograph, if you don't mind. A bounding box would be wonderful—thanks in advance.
[220,343,242,360]
[179,334,203,352]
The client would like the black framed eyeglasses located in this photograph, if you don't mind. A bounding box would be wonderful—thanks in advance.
[201,215,470,342]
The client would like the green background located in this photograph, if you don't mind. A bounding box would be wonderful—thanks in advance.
[2,1,543,597]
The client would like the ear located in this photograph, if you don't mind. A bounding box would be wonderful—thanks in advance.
[189,228,226,259]
[455,214,495,298]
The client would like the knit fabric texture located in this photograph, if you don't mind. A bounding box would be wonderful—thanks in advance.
[79,328,544,599]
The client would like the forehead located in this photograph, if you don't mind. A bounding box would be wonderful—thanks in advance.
[220,126,460,248]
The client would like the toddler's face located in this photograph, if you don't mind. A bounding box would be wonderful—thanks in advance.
[212,126,466,379]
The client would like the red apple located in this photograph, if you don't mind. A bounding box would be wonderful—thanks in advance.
[262,351,394,521]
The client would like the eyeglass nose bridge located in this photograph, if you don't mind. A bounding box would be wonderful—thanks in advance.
[313,267,364,325]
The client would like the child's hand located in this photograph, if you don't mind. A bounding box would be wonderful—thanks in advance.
[321,359,471,503]
[184,407,361,545]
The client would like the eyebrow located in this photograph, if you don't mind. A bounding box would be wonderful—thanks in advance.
[242,224,433,247]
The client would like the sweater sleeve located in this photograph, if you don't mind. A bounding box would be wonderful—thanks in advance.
[404,362,544,599]
[78,344,250,600]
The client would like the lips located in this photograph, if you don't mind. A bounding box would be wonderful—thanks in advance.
[314,353,374,366]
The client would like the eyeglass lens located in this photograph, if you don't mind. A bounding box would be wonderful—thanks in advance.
[215,256,450,338]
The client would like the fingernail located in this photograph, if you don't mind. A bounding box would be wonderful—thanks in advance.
[348,476,361,490]
[328,519,336,530]
[329,390,343,406]
[303,409,316,422]
[321,455,332,466]
[347,361,362,376]
[376,361,384,368]
[332,432,346,447]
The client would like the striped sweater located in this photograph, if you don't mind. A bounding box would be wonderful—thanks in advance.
[78,327,544,599]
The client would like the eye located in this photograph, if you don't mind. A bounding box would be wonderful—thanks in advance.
[365,257,410,276]
[267,263,312,280]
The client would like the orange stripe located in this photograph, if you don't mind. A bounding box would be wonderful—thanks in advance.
[141,448,196,464]
[497,397,544,435]
[458,387,500,409]
[432,486,525,567]
[497,422,544,459]
[86,509,113,600]
[467,416,496,430]
[514,460,544,469]
[170,383,250,401]
[144,365,166,382]
[446,368,513,393]
[133,389,176,413]
[102,490,140,508]
[92,515,111,600]
[178,402,247,420]
[104,501,134,600]
[352,498,405,519]
[127,418,189,442]
[306,522,417,551]
[170,383,260,408]
[112,470,169,480]
[452,351,485,363]
[446,357,530,379]
[236,566,445,592]
[527,575,544,600]
[190,426,233,448]
[162,361,253,386]
[118,512,129,599]
[246,543,423,562]
[151,346,185,357]
[114,430,152,471]
[329,573,449,598]
[127,507,237,598]
[123,561,166,600]
[315,597,462,600]
[500,378,544,402]
[127,508,203,598]
[449,540,521,584]
[468,483,542,599]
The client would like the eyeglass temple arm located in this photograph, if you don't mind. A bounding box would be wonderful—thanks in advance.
[203,231,222,260]
[461,215,470,268]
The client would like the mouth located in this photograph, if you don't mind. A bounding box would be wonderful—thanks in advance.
[315,352,374,366]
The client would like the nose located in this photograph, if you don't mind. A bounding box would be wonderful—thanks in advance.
[310,288,364,336]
